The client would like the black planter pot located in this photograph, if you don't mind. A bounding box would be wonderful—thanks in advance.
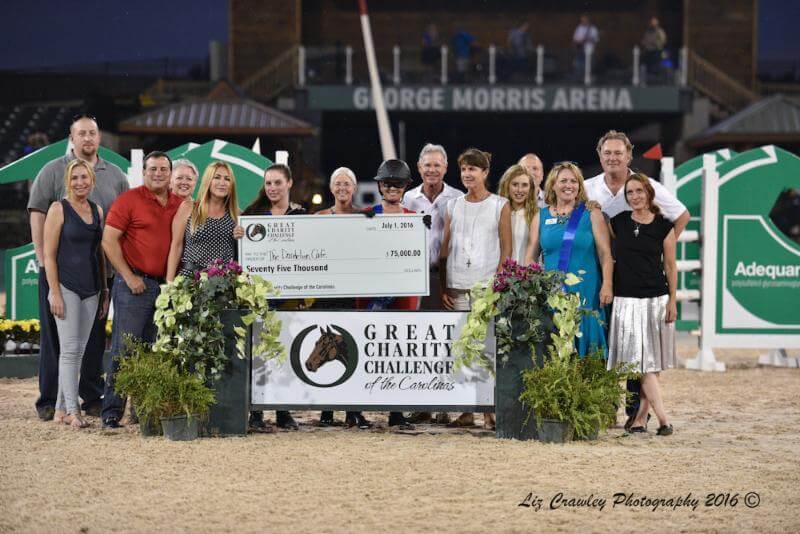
[536,418,574,443]
[139,415,162,437]
[204,309,252,437]
[495,316,550,440]
[161,414,200,441]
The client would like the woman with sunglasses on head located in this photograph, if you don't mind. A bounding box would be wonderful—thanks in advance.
[242,163,306,432]
[166,161,241,283]
[524,161,613,357]
[439,148,512,429]
[44,159,109,429]
[355,159,420,430]
[313,167,372,430]
[606,173,676,436]
[497,164,538,263]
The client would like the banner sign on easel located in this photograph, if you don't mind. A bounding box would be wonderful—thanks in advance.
[250,311,494,411]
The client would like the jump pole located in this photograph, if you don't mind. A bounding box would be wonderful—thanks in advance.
[358,0,397,160]
[685,154,725,371]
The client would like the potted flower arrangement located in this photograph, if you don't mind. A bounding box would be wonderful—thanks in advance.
[453,259,566,440]
[113,336,166,436]
[454,258,629,442]
[518,290,630,442]
[152,259,285,436]
[116,340,215,441]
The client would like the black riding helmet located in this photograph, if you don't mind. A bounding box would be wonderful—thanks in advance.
[373,159,412,183]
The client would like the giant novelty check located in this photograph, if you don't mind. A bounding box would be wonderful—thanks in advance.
[238,214,429,298]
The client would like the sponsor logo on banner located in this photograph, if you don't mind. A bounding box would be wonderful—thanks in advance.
[251,311,495,409]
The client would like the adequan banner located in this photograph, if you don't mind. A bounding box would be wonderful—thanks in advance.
[251,311,495,410]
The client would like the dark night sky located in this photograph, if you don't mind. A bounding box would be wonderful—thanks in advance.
[0,0,797,70]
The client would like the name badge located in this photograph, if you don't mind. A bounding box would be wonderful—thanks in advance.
[545,218,558,225]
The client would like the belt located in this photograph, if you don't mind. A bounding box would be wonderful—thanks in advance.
[130,268,165,284]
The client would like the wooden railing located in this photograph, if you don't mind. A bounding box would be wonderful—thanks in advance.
[687,50,759,112]
[240,46,299,102]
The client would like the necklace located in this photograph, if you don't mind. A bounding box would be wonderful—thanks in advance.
[462,197,486,268]
[631,211,654,237]
[552,205,574,224]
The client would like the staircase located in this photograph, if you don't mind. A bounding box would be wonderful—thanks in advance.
[240,46,300,102]
[687,50,759,114]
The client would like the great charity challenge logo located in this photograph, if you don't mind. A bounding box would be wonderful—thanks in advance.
[290,325,358,387]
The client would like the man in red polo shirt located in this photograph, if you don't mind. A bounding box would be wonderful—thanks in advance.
[100,151,183,428]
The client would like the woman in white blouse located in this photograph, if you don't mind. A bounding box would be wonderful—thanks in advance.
[497,164,538,263]
[439,148,512,429]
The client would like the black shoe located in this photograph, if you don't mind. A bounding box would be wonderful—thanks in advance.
[346,411,373,430]
[82,402,102,418]
[624,413,651,431]
[656,424,674,436]
[319,411,335,427]
[629,426,647,433]
[102,418,123,429]
[406,411,432,424]
[36,405,55,421]
[248,411,274,433]
[388,412,415,430]
[276,411,299,430]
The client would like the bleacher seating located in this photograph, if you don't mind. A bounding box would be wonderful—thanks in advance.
[0,104,77,166]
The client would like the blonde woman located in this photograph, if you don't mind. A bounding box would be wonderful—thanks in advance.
[498,164,538,262]
[43,159,108,429]
[524,162,613,357]
[166,161,242,281]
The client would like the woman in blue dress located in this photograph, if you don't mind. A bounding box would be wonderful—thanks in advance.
[524,161,613,356]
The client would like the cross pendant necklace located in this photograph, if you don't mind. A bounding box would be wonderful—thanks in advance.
[466,258,472,267]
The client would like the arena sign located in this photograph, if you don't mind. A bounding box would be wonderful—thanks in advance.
[307,85,684,113]
[250,311,495,411]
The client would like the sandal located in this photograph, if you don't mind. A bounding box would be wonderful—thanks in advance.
[629,426,647,433]
[53,410,67,424]
[64,414,90,429]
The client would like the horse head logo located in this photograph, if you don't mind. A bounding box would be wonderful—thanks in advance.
[290,324,358,388]
[246,223,266,241]
[305,326,349,372]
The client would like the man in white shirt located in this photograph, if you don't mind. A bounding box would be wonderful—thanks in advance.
[585,130,689,236]
[402,143,463,310]
[403,143,462,426]
[585,129,689,431]
[518,152,546,208]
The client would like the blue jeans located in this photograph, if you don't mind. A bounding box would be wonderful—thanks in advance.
[101,274,160,422]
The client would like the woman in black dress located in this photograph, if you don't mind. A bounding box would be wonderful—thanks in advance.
[243,163,305,431]
[607,173,677,436]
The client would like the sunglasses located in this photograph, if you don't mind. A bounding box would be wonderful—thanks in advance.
[380,180,408,190]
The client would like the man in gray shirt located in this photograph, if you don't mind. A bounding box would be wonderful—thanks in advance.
[27,114,129,421]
